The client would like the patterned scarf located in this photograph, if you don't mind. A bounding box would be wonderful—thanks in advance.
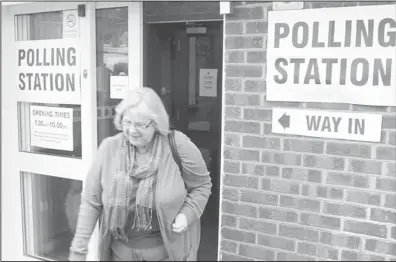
[107,133,162,241]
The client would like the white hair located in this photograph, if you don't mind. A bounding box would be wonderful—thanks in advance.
[113,87,170,135]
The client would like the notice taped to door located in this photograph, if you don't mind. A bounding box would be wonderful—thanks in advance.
[30,105,74,151]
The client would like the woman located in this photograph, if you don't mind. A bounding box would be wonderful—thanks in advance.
[69,87,212,261]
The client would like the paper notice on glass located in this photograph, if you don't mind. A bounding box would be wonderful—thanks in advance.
[199,69,218,97]
[63,10,79,38]
[30,105,74,151]
[110,76,129,99]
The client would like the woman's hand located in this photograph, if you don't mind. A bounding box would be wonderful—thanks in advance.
[172,213,188,233]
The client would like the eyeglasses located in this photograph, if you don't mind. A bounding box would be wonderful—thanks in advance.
[122,119,153,131]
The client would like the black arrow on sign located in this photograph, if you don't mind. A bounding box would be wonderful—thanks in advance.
[278,113,290,129]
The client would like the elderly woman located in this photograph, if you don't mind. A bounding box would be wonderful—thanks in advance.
[69,87,212,261]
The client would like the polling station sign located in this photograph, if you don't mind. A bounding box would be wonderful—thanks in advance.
[266,4,396,106]
[272,107,383,142]
[30,105,74,151]
[16,39,81,104]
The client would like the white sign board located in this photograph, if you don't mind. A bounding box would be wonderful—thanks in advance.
[63,10,79,38]
[16,39,81,104]
[266,4,396,106]
[110,76,129,99]
[199,69,218,97]
[30,105,74,151]
[272,107,383,142]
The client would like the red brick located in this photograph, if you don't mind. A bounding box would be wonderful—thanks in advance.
[264,165,280,177]
[225,22,243,35]
[239,217,277,234]
[306,102,349,110]
[220,252,254,261]
[222,201,257,218]
[221,240,237,253]
[262,97,302,108]
[222,187,240,201]
[280,195,321,212]
[262,152,302,166]
[243,108,271,121]
[370,208,396,224]
[244,80,266,92]
[229,6,264,20]
[239,244,275,260]
[225,78,242,91]
[246,51,266,63]
[385,194,396,209]
[257,234,295,251]
[284,139,324,153]
[344,220,387,238]
[302,184,344,200]
[376,177,396,192]
[240,189,278,206]
[324,202,367,219]
[303,155,344,170]
[391,226,396,240]
[259,207,298,223]
[224,160,241,174]
[225,121,261,134]
[341,250,386,261]
[327,172,369,188]
[225,36,263,49]
[326,142,371,158]
[365,239,396,256]
[243,135,280,150]
[382,115,396,129]
[297,242,338,260]
[246,21,268,34]
[279,224,319,242]
[376,146,396,160]
[320,231,361,249]
[261,178,300,195]
[226,51,244,63]
[277,252,315,261]
[384,162,396,177]
[348,159,382,175]
[221,227,256,244]
[242,163,265,176]
[262,123,272,135]
[389,131,396,145]
[300,213,341,230]
[221,214,237,228]
[224,147,260,161]
[225,106,241,119]
[224,133,240,146]
[282,168,322,183]
[226,93,261,106]
[224,174,258,189]
[226,65,262,78]
[346,190,381,206]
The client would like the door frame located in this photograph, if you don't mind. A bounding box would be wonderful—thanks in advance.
[1,2,143,261]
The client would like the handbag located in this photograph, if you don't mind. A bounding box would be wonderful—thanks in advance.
[167,129,183,172]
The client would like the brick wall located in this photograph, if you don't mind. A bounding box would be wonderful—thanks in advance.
[143,1,221,23]
[221,1,396,261]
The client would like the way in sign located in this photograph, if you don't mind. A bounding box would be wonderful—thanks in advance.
[306,115,365,135]
[272,108,382,142]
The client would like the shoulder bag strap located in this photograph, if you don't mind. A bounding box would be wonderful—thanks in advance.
[168,129,183,173]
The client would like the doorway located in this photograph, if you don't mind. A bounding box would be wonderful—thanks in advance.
[145,21,223,261]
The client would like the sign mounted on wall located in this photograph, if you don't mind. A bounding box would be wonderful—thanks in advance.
[30,105,74,151]
[16,39,81,104]
[266,4,396,106]
[63,10,79,38]
[199,69,218,97]
[272,107,383,142]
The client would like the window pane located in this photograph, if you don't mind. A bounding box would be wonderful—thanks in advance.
[21,172,82,260]
[96,7,128,146]
[15,11,63,41]
[18,102,82,158]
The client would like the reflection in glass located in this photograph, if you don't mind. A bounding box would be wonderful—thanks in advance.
[21,173,82,260]
[96,7,128,146]
[15,11,63,41]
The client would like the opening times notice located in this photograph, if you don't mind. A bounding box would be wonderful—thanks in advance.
[30,105,74,151]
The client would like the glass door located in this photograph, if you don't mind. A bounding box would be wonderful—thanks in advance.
[2,2,97,261]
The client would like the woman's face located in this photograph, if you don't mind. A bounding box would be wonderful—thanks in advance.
[121,108,156,149]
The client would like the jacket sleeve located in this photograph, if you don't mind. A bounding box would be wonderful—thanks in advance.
[175,131,212,226]
[69,138,109,261]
